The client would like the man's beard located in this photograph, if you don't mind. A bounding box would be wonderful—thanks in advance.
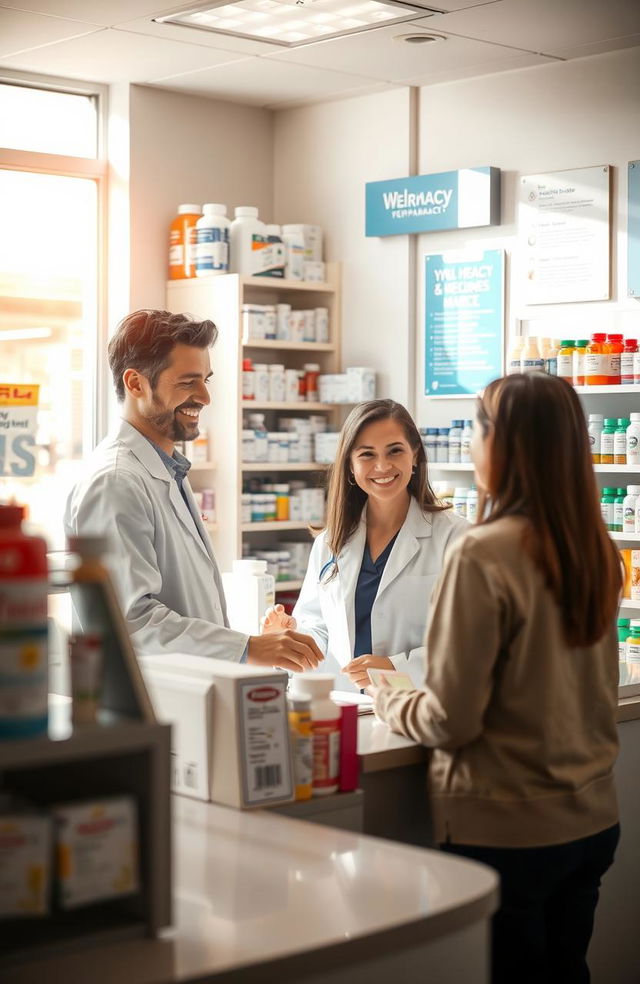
[145,400,199,443]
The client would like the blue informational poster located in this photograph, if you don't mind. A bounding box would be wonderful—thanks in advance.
[628,161,640,299]
[424,250,505,396]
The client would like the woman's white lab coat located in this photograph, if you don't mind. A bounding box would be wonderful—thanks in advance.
[292,496,468,691]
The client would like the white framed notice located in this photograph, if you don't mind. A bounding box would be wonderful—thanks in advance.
[519,165,611,305]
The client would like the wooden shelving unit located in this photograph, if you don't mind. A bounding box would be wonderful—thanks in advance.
[167,266,343,574]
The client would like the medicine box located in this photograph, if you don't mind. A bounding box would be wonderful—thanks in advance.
[0,813,52,918]
[54,796,139,910]
[140,655,294,809]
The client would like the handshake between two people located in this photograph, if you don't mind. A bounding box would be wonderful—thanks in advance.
[246,604,323,673]
[250,604,395,686]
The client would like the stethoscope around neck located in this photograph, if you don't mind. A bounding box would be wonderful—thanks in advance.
[318,555,338,584]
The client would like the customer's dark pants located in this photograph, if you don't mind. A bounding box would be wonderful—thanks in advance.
[442,824,620,984]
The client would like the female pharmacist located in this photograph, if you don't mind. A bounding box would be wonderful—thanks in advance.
[262,399,467,691]
[370,373,621,984]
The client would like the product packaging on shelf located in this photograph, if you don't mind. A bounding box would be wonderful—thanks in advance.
[54,796,140,909]
[0,810,52,917]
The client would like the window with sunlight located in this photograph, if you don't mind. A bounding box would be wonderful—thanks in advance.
[0,82,103,551]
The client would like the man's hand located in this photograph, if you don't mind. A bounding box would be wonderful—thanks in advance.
[260,604,297,634]
[248,630,323,672]
[342,654,395,689]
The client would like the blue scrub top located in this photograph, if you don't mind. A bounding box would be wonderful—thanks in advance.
[353,532,398,659]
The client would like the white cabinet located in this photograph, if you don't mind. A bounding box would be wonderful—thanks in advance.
[167,266,347,581]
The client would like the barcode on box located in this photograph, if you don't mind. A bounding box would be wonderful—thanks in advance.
[255,764,282,790]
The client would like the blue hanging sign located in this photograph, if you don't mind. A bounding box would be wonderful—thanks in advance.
[365,167,500,238]
[425,250,505,397]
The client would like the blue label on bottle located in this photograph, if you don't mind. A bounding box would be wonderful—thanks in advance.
[196,227,229,272]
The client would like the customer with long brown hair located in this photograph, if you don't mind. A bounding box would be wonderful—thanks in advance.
[262,399,467,691]
[370,373,621,983]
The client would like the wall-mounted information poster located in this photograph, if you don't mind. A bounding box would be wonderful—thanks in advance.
[519,165,611,305]
[424,249,505,397]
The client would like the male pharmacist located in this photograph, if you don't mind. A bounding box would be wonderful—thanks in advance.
[64,309,322,672]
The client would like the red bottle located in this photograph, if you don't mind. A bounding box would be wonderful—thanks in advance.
[0,504,49,738]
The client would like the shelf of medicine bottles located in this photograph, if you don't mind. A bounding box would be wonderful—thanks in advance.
[242,400,345,411]
[275,580,304,593]
[611,532,640,542]
[242,521,315,532]
[242,339,335,352]
[188,460,217,471]
[573,385,640,395]
[594,465,640,473]
[242,462,329,472]
[241,275,334,293]
[428,463,474,471]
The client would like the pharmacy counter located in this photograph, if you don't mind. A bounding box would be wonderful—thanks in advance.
[4,796,498,984]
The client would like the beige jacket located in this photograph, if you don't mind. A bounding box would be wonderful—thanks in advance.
[376,515,619,847]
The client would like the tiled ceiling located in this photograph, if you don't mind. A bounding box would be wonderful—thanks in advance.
[0,0,639,108]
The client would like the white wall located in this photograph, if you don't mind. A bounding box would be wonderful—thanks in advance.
[415,45,640,430]
[128,85,275,312]
[273,47,640,430]
[273,87,414,405]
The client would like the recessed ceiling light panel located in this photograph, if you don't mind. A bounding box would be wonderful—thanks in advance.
[156,0,442,48]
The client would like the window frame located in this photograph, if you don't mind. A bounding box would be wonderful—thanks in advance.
[0,69,109,445]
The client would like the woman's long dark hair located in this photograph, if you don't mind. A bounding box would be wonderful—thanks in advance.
[477,373,622,647]
[323,400,448,562]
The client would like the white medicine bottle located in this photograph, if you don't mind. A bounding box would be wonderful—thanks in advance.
[289,673,340,796]
[623,485,640,534]
[627,413,640,467]
[460,420,474,463]
[230,206,266,275]
[221,559,274,636]
[520,337,544,373]
[195,203,230,277]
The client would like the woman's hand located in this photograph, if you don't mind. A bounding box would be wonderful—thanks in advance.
[343,654,395,689]
[260,604,297,634]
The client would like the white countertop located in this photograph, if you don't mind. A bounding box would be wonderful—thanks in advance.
[357,714,428,772]
[4,796,498,984]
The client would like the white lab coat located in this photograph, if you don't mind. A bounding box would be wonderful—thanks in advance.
[292,497,468,691]
[64,419,248,661]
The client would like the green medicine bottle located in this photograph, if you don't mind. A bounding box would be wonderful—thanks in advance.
[614,488,626,533]
[618,618,630,686]
[600,419,617,465]
[600,487,616,531]
[614,419,630,465]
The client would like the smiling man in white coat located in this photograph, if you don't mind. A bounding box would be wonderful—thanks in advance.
[64,309,322,672]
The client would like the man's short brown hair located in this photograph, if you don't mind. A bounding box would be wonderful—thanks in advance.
[108,309,217,402]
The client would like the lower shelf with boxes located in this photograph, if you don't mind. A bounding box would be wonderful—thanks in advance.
[0,712,171,964]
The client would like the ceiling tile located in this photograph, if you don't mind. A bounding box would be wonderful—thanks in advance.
[0,1,198,28]
[549,34,640,61]
[149,57,382,108]
[0,7,100,58]
[0,26,244,82]
[428,0,640,53]
[399,50,558,87]
[264,23,543,83]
